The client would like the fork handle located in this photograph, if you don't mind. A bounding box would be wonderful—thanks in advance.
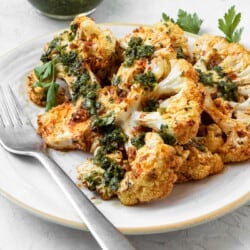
[33,152,136,250]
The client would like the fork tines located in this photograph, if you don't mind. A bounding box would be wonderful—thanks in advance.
[0,85,30,127]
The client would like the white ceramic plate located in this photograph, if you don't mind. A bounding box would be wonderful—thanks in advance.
[0,23,249,235]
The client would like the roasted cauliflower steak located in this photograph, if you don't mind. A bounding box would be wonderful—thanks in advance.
[25,16,250,206]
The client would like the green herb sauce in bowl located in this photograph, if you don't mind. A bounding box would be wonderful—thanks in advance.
[28,0,103,20]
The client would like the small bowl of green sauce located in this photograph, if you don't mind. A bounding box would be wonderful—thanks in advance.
[28,0,103,20]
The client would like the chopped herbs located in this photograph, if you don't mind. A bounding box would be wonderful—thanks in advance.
[68,57,83,76]
[100,126,128,153]
[84,171,102,191]
[93,149,125,191]
[91,112,128,153]
[134,71,156,91]
[196,68,238,101]
[143,99,159,112]
[124,37,155,67]
[131,133,146,149]
[71,70,91,99]
[33,59,59,111]
[106,35,112,43]
[218,80,238,101]
[111,75,121,86]
[59,51,78,66]
[91,113,115,128]
[71,70,100,115]
[192,140,207,152]
[210,65,225,78]
[86,113,128,193]
[92,115,128,153]
[196,69,214,86]
[84,91,100,116]
[158,125,176,145]
[70,23,78,33]
[218,5,243,43]
[40,38,62,63]
[68,23,78,41]
[176,47,186,59]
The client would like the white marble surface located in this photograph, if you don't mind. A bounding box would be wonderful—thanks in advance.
[0,0,250,249]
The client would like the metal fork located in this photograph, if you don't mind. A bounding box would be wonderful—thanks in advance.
[0,86,136,250]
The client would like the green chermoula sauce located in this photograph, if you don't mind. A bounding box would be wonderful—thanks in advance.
[28,0,102,16]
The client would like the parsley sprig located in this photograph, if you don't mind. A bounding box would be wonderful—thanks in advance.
[33,59,59,111]
[176,10,203,34]
[218,5,243,43]
[162,9,203,34]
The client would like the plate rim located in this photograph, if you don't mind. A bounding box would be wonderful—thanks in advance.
[1,185,249,234]
[0,22,249,235]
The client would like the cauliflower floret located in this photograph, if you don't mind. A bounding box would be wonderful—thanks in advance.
[37,102,99,152]
[72,16,119,77]
[116,25,177,91]
[96,85,143,124]
[133,59,204,145]
[176,143,224,183]
[155,21,190,60]
[198,123,224,153]
[115,22,190,92]
[117,133,183,205]
[193,35,250,84]
[193,35,250,162]
[192,35,228,63]
[154,59,198,96]
[203,93,250,162]
[27,16,118,107]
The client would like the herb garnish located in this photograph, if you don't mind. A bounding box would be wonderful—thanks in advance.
[84,171,102,191]
[158,125,176,145]
[196,69,214,86]
[86,112,128,193]
[162,12,175,23]
[71,70,100,115]
[92,113,127,153]
[131,133,146,149]
[91,113,115,129]
[218,6,243,43]
[33,59,59,111]
[143,99,159,112]
[162,9,203,34]
[196,68,238,101]
[124,37,154,67]
[218,80,238,101]
[176,9,203,34]
[176,47,186,59]
[134,71,156,91]
[93,148,125,191]
[100,126,128,153]
[88,121,128,192]
[111,75,121,86]
[192,140,207,152]
[68,23,78,41]
[60,51,78,66]
[40,38,62,63]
